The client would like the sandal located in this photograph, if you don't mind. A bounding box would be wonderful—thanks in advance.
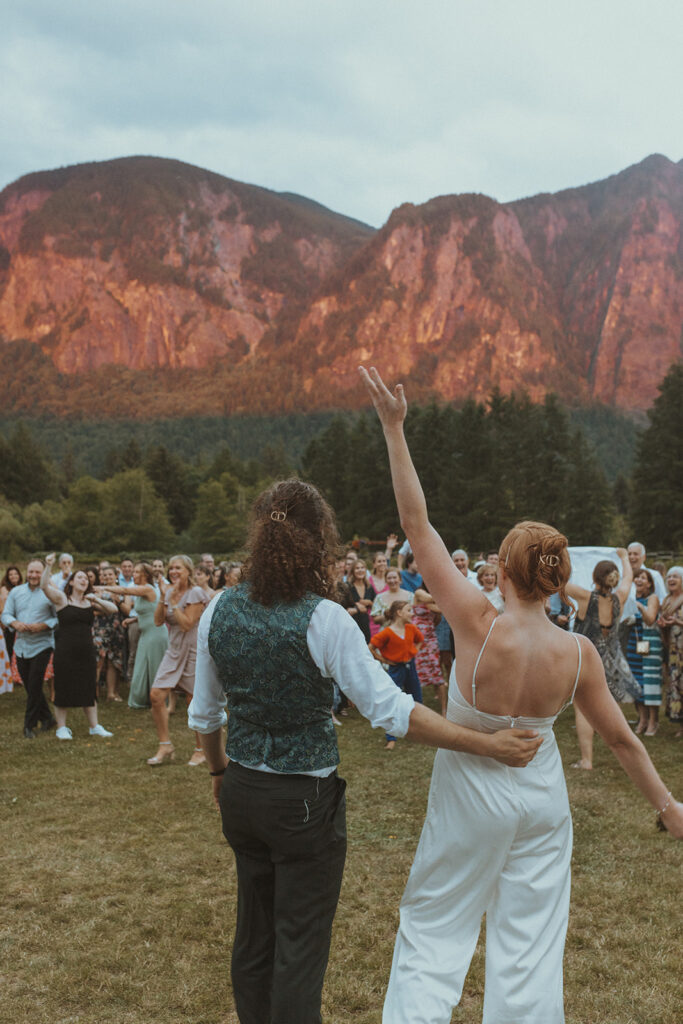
[147,742,175,766]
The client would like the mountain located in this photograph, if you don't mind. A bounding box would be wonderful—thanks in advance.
[0,156,373,373]
[0,154,681,417]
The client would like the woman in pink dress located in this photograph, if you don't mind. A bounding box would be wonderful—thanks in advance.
[367,550,390,637]
[412,586,446,713]
[146,555,211,766]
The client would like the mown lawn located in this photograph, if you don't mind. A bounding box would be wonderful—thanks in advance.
[1,686,680,1024]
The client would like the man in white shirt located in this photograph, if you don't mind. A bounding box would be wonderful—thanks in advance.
[117,557,138,680]
[51,553,73,591]
[451,549,478,583]
[625,542,667,602]
[620,541,667,638]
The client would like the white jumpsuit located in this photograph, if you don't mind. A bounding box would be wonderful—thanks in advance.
[383,622,581,1024]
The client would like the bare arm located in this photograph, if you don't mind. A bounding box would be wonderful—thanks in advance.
[565,582,590,620]
[384,533,398,563]
[169,599,205,632]
[41,557,66,609]
[574,638,682,837]
[640,593,659,626]
[87,594,118,614]
[405,703,542,766]
[360,366,492,633]
[95,583,155,599]
[614,548,633,609]
[196,729,229,810]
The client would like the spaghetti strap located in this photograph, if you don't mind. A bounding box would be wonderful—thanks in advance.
[472,618,497,708]
[555,633,583,716]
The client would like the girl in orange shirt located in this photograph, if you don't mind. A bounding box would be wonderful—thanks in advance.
[370,601,424,749]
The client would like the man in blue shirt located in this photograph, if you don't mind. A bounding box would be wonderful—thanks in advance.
[400,552,424,593]
[1,558,57,737]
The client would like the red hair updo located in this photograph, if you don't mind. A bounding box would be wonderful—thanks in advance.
[498,520,571,604]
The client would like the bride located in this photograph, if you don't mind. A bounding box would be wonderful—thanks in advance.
[360,366,682,1024]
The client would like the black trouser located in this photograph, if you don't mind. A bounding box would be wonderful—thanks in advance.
[220,762,347,1024]
[16,648,53,730]
[3,626,14,661]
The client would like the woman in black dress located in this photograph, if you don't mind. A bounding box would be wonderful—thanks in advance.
[41,554,117,741]
[343,558,377,642]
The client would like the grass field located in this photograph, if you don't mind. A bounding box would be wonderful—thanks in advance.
[1,685,681,1024]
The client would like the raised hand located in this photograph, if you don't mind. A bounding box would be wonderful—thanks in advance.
[359,366,407,431]
[45,552,56,568]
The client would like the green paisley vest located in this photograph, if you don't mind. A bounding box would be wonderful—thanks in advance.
[207,583,338,772]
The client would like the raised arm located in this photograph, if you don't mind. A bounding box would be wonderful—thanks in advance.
[384,533,399,564]
[565,582,590,620]
[41,555,67,609]
[614,548,633,610]
[359,366,492,632]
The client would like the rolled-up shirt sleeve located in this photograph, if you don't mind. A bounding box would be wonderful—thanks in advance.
[188,594,228,734]
[308,600,414,737]
[1,590,17,628]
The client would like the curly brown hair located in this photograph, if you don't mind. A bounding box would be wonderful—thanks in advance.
[244,479,340,606]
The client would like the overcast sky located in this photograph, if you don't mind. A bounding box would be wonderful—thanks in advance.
[2,0,681,227]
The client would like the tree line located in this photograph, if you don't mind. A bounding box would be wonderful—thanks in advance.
[0,364,681,559]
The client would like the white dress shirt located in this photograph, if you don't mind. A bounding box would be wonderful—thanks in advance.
[189,593,415,774]
[51,572,69,592]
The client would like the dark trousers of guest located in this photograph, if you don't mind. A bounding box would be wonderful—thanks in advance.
[219,761,347,1024]
[16,648,53,730]
[385,658,423,743]
[3,627,15,661]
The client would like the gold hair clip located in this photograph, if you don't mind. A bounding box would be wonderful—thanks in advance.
[539,554,560,567]
[270,510,287,522]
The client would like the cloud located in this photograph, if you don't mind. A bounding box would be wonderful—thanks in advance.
[2,0,681,226]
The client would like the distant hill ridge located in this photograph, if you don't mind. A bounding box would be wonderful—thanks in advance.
[0,153,681,416]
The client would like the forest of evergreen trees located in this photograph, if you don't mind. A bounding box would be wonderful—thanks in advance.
[0,365,681,560]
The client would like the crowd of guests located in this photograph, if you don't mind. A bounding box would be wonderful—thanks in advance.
[1,539,682,758]
[0,552,242,764]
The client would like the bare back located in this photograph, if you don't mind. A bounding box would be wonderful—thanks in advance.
[454,613,583,719]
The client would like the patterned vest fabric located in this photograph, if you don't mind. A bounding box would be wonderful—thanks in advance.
[208,583,338,772]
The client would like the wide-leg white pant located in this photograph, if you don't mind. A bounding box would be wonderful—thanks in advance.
[383,731,572,1024]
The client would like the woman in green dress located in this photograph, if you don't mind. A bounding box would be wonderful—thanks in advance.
[97,563,168,709]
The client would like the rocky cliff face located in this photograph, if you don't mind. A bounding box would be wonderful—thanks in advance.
[0,157,373,373]
[293,155,682,411]
[0,154,680,415]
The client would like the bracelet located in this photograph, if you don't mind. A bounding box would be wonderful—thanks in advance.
[209,767,226,777]
[657,791,673,816]
[656,791,673,832]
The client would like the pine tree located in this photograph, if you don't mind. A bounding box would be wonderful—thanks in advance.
[100,469,175,551]
[630,362,683,548]
[2,423,58,505]
[145,445,199,533]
